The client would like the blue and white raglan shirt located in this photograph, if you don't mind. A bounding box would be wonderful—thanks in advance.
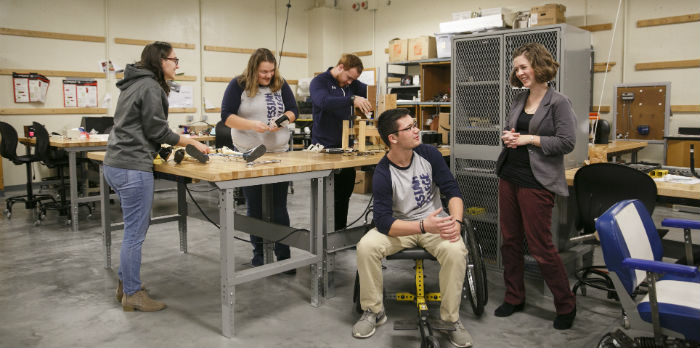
[373,144,463,235]
[220,77,298,152]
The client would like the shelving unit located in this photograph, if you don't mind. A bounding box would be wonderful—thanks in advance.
[386,58,451,133]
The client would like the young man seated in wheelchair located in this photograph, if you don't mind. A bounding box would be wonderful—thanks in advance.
[353,108,472,347]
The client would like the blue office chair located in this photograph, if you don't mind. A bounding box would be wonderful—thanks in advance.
[595,199,699,347]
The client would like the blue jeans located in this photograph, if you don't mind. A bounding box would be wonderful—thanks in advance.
[242,182,290,264]
[104,165,154,296]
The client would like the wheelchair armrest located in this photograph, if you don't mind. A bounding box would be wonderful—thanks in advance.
[661,218,700,230]
[622,258,700,278]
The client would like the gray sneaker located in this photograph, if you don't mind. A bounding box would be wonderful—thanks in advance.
[352,309,387,338]
[447,320,473,348]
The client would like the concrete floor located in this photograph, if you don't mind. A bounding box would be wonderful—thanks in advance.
[0,179,696,347]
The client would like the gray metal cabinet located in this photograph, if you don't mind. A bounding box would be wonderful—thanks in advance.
[450,24,591,269]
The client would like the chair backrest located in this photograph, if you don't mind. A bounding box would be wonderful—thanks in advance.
[0,121,20,162]
[595,199,664,294]
[215,120,234,149]
[31,122,51,162]
[80,116,114,134]
[574,163,658,235]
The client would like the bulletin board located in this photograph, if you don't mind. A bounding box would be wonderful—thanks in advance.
[612,82,670,143]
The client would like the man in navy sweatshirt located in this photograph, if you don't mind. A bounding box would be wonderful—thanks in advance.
[309,54,372,230]
[352,108,472,348]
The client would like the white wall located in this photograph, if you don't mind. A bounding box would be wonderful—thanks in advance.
[1,0,698,187]
[0,0,311,187]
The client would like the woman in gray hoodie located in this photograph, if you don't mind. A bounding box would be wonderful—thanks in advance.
[104,41,210,312]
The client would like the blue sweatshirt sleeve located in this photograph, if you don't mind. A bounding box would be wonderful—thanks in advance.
[372,158,396,235]
[281,81,298,117]
[417,145,462,201]
[309,75,353,118]
[349,79,368,98]
[221,77,243,122]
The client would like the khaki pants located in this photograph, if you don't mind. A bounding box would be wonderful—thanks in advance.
[356,228,467,322]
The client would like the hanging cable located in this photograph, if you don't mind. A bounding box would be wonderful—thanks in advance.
[590,0,623,144]
[277,0,292,71]
[184,184,308,245]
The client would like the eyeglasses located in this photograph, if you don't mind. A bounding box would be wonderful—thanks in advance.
[392,120,418,134]
[163,57,180,65]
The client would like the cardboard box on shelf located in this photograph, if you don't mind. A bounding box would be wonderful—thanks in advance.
[530,3,566,27]
[388,38,408,62]
[408,36,437,61]
[354,170,373,194]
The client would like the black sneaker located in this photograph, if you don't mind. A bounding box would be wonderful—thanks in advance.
[242,144,266,162]
[494,302,525,317]
[186,144,209,163]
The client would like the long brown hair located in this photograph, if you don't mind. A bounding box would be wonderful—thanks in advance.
[509,42,559,88]
[136,41,172,94]
[238,48,283,97]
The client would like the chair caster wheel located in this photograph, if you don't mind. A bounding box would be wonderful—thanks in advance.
[425,335,440,348]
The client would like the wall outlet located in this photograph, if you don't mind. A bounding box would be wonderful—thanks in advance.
[185,115,193,123]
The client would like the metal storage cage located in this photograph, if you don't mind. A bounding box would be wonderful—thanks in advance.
[450,24,592,270]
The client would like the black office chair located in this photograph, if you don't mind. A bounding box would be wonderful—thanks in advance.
[32,122,93,224]
[352,218,487,348]
[0,121,56,224]
[572,163,659,299]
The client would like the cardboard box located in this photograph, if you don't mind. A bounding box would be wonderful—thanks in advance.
[388,38,408,62]
[408,36,437,61]
[530,3,566,27]
[353,170,373,194]
[436,33,453,58]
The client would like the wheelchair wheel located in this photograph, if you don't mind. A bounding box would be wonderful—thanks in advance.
[462,218,487,316]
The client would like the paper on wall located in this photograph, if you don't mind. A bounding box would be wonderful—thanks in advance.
[167,85,193,108]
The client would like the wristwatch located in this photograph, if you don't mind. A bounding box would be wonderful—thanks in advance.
[350,95,356,103]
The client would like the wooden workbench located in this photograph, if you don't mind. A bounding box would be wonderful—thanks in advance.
[87,146,450,337]
[588,140,647,163]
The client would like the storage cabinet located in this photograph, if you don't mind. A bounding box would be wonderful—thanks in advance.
[450,24,592,268]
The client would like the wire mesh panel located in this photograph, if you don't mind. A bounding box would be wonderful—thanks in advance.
[503,30,560,119]
[455,158,499,265]
[453,37,502,146]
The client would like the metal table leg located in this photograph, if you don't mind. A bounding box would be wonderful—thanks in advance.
[100,165,112,269]
[220,187,236,337]
[69,151,79,231]
[177,179,188,253]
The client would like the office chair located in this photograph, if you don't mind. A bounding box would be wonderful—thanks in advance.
[0,121,56,224]
[572,163,658,300]
[352,218,487,348]
[31,122,93,224]
[595,199,699,347]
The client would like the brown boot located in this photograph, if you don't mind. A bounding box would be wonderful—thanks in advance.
[115,280,146,303]
[122,290,166,312]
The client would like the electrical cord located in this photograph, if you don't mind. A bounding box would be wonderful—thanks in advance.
[277,0,292,71]
[184,183,308,245]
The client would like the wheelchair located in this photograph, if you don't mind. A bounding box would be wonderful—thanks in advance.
[352,217,488,348]
[594,199,700,348]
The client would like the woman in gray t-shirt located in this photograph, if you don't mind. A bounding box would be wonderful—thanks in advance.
[220,48,299,270]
